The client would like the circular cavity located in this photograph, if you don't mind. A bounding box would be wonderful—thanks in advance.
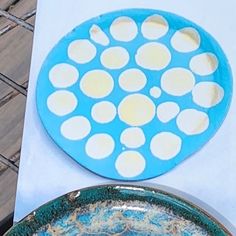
[150,132,182,160]
[150,87,162,99]
[118,94,155,126]
[91,101,117,124]
[61,116,91,140]
[171,27,200,53]
[135,42,171,70]
[80,70,114,98]
[157,102,180,123]
[190,53,219,76]
[177,109,209,135]
[68,39,96,64]
[141,14,169,40]
[110,16,138,42]
[119,69,147,92]
[49,63,79,88]
[115,151,146,177]
[161,68,195,96]
[192,82,224,108]
[89,24,110,46]
[120,127,145,148]
[86,134,115,159]
[47,90,77,116]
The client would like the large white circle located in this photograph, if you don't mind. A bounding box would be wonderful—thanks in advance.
[141,14,169,40]
[177,109,209,135]
[68,39,96,64]
[161,68,195,96]
[118,94,156,126]
[85,134,115,159]
[47,91,77,116]
[120,127,146,148]
[49,63,79,88]
[171,27,200,53]
[119,69,147,92]
[115,151,146,177]
[190,53,219,76]
[61,116,91,140]
[150,132,182,160]
[192,82,224,108]
[89,24,110,46]
[80,70,114,98]
[157,102,180,123]
[110,16,138,42]
[135,42,171,71]
[91,101,117,124]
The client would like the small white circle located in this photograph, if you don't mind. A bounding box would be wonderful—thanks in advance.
[89,24,110,46]
[157,102,180,123]
[150,87,162,99]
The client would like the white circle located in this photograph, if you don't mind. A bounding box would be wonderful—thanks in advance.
[110,16,138,42]
[161,68,195,96]
[135,42,171,71]
[115,151,146,177]
[86,134,115,159]
[118,94,156,126]
[101,47,129,69]
[49,63,79,88]
[47,91,77,116]
[120,127,145,148]
[80,70,114,98]
[157,102,180,123]
[141,14,169,40]
[192,82,224,108]
[61,116,91,140]
[150,132,182,160]
[190,53,219,76]
[177,109,209,135]
[92,101,117,124]
[171,27,200,53]
[89,24,110,46]
[119,69,147,92]
[150,87,162,99]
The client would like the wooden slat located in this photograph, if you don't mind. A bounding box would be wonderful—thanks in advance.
[0,0,18,10]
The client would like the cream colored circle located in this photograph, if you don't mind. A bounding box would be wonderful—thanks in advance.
[135,42,171,70]
[85,134,115,159]
[110,16,138,42]
[190,53,219,76]
[119,69,147,92]
[150,87,162,99]
[115,151,146,177]
[61,116,91,140]
[141,14,169,40]
[49,63,79,88]
[91,101,116,124]
[157,102,180,123]
[161,68,195,96]
[120,127,145,148]
[192,82,224,108]
[89,24,110,46]
[47,91,77,116]
[171,27,200,53]
[150,132,182,160]
[177,109,209,135]
[80,70,114,98]
[118,94,155,126]
[101,47,129,69]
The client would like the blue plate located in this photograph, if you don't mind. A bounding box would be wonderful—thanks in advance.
[36,9,233,181]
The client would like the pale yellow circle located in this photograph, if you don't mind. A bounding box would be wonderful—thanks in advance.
[161,68,195,96]
[80,70,114,98]
[110,16,138,42]
[89,24,109,46]
[115,151,146,177]
[101,47,129,69]
[47,90,77,116]
[150,87,162,99]
[150,132,182,160]
[119,69,147,92]
[171,27,200,53]
[118,94,155,126]
[192,82,224,108]
[157,102,180,123]
[135,42,171,70]
[141,14,169,40]
[68,39,96,64]
[177,109,209,135]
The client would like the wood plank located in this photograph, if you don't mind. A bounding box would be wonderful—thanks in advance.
[0,0,18,10]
